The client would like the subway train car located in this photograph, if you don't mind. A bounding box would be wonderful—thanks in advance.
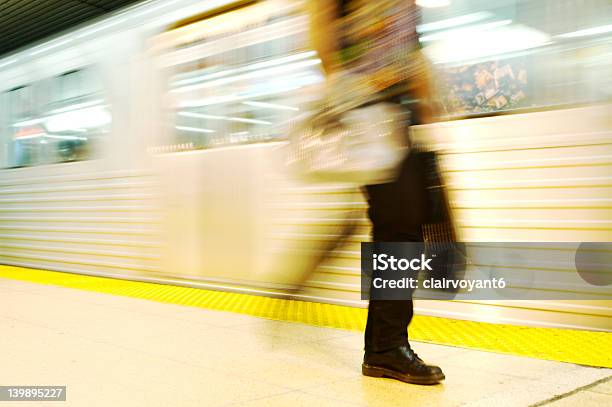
[0,0,610,330]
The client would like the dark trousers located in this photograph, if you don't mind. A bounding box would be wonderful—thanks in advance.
[363,150,427,352]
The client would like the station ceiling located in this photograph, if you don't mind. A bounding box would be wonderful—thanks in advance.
[0,0,144,57]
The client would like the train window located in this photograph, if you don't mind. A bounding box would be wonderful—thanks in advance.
[5,85,38,167]
[4,67,110,168]
[420,0,612,118]
[162,0,322,151]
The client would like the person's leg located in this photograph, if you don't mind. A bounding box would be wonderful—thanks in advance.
[364,150,425,349]
[364,299,413,352]
[362,153,444,384]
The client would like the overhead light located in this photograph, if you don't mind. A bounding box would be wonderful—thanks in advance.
[173,51,317,88]
[44,134,87,140]
[49,100,103,114]
[13,117,46,127]
[15,131,46,140]
[176,126,215,133]
[423,23,551,64]
[557,24,612,38]
[29,39,73,56]
[179,81,312,108]
[13,103,104,129]
[174,67,241,88]
[178,111,272,125]
[180,94,240,108]
[243,52,318,74]
[0,59,18,68]
[45,106,111,132]
[242,101,299,111]
[420,20,513,42]
[75,18,129,39]
[229,117,272,125]
[417,12,492,33]
[416,0,451,8]
[172,58,321,93]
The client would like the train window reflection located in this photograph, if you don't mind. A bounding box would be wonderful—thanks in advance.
[5,68,110,168]
[165,0,322,151]
[420,0,612,118]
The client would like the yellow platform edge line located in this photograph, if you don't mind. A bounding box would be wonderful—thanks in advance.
[1,265,611,369]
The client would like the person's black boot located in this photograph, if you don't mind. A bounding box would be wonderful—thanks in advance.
[362,345,445,385]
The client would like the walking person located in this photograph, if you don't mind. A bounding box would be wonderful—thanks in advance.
[307,0,445,384]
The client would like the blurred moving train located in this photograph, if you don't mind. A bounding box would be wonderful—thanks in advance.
[0,0,611,330]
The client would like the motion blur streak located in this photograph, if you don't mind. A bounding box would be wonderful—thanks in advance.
[0,0,610,331]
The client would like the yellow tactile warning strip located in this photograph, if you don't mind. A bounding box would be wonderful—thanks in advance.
[1,265,611,368]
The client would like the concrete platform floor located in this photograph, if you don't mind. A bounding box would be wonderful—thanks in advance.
[1,277,610,407]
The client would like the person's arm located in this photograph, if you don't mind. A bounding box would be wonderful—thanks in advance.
[307,0,340,75]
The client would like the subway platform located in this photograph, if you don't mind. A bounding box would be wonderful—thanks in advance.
[1,266,611,407]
